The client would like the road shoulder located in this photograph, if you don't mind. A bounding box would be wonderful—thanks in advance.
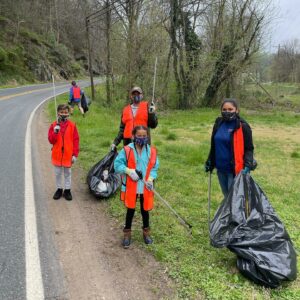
[33,104,176,300]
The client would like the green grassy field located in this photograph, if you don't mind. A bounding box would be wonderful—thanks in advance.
[47,91,300,299]
[242,82,300,110]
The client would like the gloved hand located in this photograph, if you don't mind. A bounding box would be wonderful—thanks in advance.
[54,124,60,134]
[204,160,213,173]
[111,143,116,151]
[145,180,154,191]
[72,156,77,164]
[149,103,156,113]
[125,168,139,181]
[242,167,250,174]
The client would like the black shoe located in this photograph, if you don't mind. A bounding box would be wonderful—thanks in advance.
[63,189,73,201]
[53,188,63,200]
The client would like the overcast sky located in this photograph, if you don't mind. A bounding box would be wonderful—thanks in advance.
[267,0,300,51]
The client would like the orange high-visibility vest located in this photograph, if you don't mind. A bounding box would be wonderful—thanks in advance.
[122,102,148,139]
[233,125,244,175]
[73,87,81,99]
[51,121,75,168]
[121,146,157,211]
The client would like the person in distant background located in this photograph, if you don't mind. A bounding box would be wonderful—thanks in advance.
[205,98,255,198]
[111,86,158,149]
[69,81,84,116]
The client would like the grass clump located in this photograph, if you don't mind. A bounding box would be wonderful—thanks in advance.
[166,132,177,140]
[291,152,300,158]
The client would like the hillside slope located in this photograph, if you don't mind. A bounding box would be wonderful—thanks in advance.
[0,16,87,85]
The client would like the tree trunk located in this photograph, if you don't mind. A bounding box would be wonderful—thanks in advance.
[203,44,235,106]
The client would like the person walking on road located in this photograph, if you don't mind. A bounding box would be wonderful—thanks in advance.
[205,98,255,198]
[114,125,159,248]
[48,104,80,201]
[111,86,158,149]
[69,81,84,116]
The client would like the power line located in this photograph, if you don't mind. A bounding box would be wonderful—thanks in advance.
[87,3,124,28]
[86,0,126,22]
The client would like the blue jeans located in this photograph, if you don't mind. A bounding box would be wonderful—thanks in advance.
[217,170,234,198]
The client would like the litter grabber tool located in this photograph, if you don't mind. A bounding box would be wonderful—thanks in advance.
[51,74,58,123]
[149,57,158,113]
[208,171,212,230]
[136,170,193,234]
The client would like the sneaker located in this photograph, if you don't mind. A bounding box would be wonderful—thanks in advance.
[53,188,63,200]
[63,189,73,201]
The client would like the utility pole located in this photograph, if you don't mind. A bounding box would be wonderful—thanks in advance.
[86,18,95,101]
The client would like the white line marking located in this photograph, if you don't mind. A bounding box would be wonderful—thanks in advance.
[25,89,68,300]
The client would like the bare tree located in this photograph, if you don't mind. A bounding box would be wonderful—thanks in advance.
[203,0,268,106]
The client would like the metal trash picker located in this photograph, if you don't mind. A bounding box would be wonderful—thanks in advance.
[136,170,193,234]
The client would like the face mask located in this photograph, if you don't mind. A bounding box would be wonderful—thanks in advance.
[134,136,148,146]
[58,114,69,122]
[133,95,141,104]
[221,111,237,121]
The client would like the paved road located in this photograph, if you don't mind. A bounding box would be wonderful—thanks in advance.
[0,80,92,299]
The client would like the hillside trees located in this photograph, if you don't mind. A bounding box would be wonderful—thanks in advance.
[0,0,270,107]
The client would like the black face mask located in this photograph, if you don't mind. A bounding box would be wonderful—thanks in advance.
[221,111,237,121]
[59,115,69,122]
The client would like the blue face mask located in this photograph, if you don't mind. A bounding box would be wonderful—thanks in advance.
[134,136,148,146]
[133,95,141,103]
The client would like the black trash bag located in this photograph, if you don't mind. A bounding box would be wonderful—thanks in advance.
[210,173,297,288]
[87,150,121,199]
[81,93,90,113]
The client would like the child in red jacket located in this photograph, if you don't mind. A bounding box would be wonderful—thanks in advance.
[48,104,80,200]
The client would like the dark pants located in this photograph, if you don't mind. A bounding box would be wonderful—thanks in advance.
[124,194,149,229]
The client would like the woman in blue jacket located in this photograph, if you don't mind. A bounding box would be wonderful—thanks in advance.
[205,99,255,198]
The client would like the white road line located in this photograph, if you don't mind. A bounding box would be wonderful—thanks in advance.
[24,90,68,300]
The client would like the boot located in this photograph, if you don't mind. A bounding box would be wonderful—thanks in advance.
[143,227,153,245]
[63,189,73,201]
[122,229,131,249]
[53,188,63,200]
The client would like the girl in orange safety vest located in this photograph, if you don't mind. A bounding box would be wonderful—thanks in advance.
[114,125,159,249]
[48,104,80,201]
[205,99,255,198]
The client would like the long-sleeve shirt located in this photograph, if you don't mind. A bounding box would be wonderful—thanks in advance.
[48,120,80,157]
[114,143,159,194]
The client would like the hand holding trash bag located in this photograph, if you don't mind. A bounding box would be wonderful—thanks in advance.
[242,166,250,174]
[205,160,213,173]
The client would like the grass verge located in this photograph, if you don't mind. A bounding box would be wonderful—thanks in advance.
[47,89,300,300]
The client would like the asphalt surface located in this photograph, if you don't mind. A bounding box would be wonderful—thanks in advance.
[0,80,92,299]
